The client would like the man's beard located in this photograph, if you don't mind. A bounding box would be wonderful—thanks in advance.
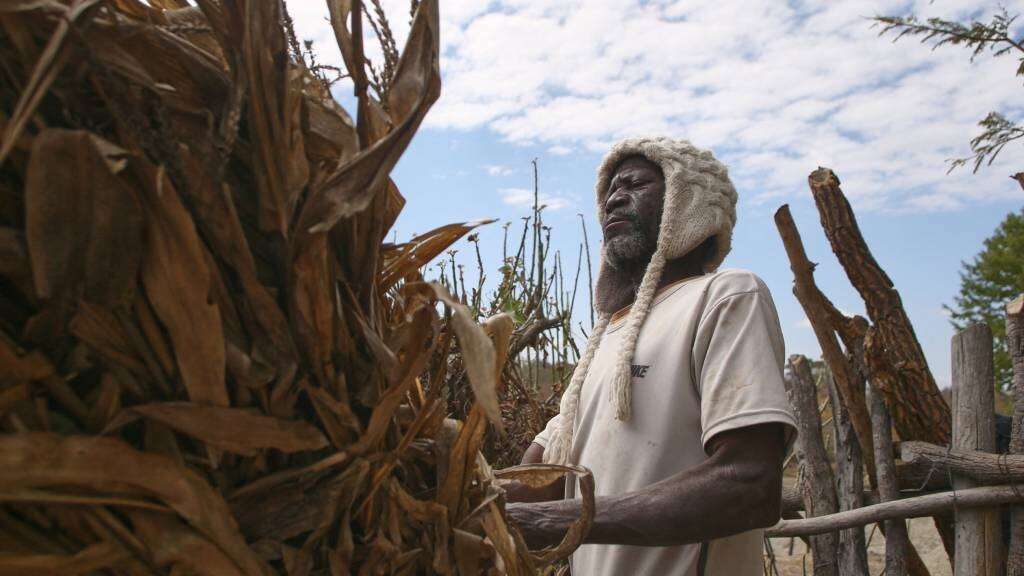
[604,222,656,269]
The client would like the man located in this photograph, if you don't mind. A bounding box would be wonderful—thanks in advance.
[506,137,797,575]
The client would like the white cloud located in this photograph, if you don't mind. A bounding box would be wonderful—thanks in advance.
[422,0,1024,212]
[500,187,572,210]
[290,1,1024,213]
[484,164,515,176]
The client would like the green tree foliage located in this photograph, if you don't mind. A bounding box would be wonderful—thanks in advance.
[945,209,1024,390]
[874,8,1024,172]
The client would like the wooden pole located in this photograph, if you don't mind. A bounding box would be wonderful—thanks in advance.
[774,205,876,479]
[869,383,907,576]
[900,442,1024,484]
[768,485,1024,538]
[951,323,1002,576]
[806,169,951,445]
[1007,295,1024,576]
[826,370,870,575]
[785,354,839,576]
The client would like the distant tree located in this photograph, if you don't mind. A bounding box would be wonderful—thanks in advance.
[945,209,1024,390]
[874,8,1024,175]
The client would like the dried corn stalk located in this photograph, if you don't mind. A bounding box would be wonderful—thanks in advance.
[0,1,592,574]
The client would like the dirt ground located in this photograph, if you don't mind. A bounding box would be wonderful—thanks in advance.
[766,517,951,576]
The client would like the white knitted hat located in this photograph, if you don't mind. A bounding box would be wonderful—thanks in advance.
[544,137,737,465]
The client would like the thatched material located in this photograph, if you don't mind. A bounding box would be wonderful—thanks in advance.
[0,1,591,574]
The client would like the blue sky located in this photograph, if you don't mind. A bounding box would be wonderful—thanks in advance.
[293,1,1024,388]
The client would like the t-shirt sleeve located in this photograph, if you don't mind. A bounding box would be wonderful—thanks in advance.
[692,278,797,452]
[532,412,563,449]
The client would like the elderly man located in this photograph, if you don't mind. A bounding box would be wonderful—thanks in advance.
[507,137,797,575]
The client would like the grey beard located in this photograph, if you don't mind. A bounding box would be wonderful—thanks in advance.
[604,229,656,269]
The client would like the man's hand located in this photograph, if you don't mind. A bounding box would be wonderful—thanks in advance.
[506,423,786,547]
[504,442,566,503]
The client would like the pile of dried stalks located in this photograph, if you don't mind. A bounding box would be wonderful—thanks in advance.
[0,1,591,574]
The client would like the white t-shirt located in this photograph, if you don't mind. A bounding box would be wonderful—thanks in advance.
[534,268,797,576]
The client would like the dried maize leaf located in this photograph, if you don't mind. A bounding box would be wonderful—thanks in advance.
[138,164,227,407]
[230,456,369,543]
[107,0,165,21]
[453,528,489,576]
[300,0,440,234]
[90,372,121,430]
[481,501,532,576]
[179,153,296,382]
[0,340,52,387]
[288,233,335,387]
[24,129,143,308]
[437,409,488,521]
[0,540,130,576]
[382,178,406,237]
[0,227,32,299]
[228,0,307,235]
[324,0,356,78]
[127,401,329,456]
[494,464,596,566]
[69,302,150,380]
[431,284,502,430]
[0,433,264,574]
[0,489,170,512]
[351,299,435,454]
[381,219,495,291]
[128,510,246,576]
[303,91,358,170]
[0,0,102,166]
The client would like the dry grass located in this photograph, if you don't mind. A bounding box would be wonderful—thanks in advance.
[0,1,590,574]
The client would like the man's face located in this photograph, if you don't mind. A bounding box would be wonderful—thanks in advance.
[602,156,665,268]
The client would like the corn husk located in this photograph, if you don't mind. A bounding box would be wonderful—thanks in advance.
[0,1,591,574]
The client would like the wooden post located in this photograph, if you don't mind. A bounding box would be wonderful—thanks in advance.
[951,323,1002,576]
[774,205,876,479]
[807,168,956,560]
[826,370,870,575]
[785,354,839,576]
[1007,295,1024,576]
[806,169,951,445]
[869,383,907,576]
[768,486,1024,537]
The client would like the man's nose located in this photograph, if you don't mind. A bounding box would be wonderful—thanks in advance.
[605,188,629,214]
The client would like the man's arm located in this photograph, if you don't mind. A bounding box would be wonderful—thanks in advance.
[503,442,567,503]
[506,422,785,548]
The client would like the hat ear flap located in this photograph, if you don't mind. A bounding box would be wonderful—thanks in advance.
[543,315,611,465]
[609,247,667,420]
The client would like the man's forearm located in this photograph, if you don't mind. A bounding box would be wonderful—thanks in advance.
[508,457,779,547]
[506,425,786,548]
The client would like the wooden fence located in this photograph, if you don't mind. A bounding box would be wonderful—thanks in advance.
[765,168,1024,576]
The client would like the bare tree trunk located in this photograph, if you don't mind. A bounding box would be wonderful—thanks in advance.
[774,205,875,479]
[785,354,839,576]
[869,383,907,576]
[807,168,955,561]
[900,442,1024,484]
[827,370,870,575]
[1006,295,1024,576]
[951,324,1002,576]
[806,168,950,444]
